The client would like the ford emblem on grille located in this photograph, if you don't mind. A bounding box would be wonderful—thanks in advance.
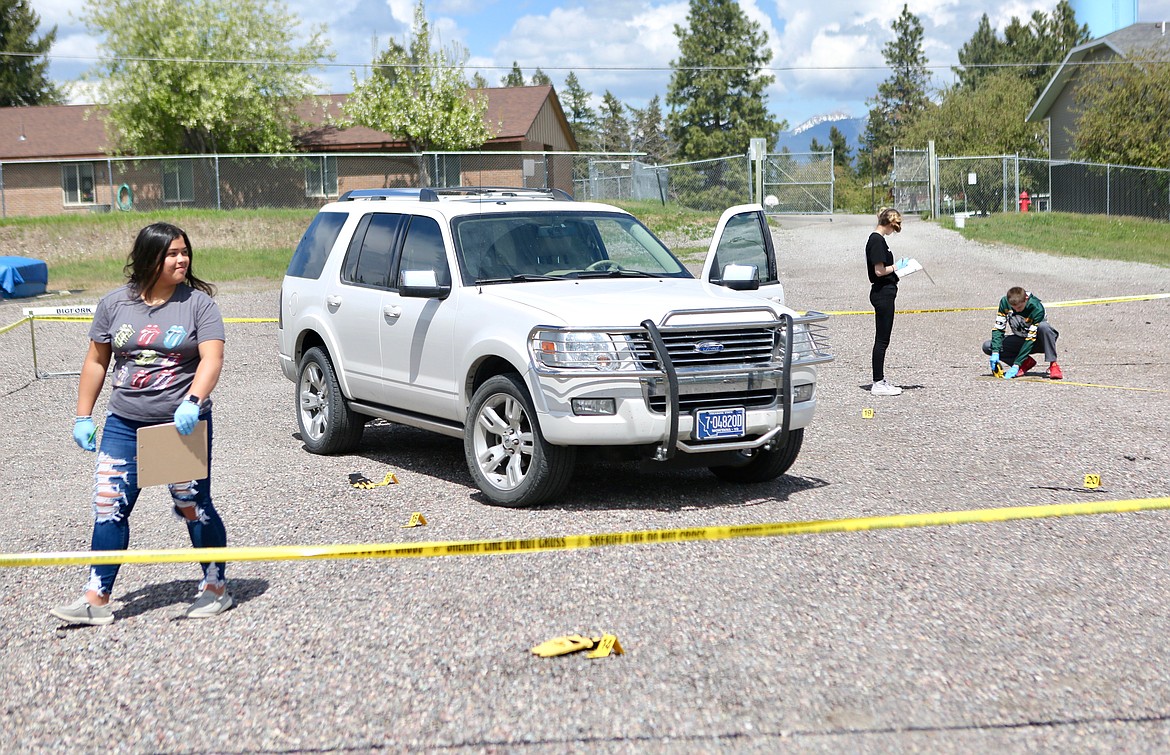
[694,340,725,354]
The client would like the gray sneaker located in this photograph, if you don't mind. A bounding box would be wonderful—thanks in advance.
[50,596,114,626]
[871,379,903,396]
[187,589,233,619]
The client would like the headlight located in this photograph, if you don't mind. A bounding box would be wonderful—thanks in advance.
[791,321,831,361]
[531,330,638,371]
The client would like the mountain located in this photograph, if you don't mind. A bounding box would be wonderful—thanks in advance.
[773,114,866,165]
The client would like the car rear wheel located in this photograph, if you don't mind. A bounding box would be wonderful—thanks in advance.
[708,428,803,483]
[465,374,576,507]
[297,346,364,454]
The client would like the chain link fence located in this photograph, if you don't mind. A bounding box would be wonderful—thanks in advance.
[892,149,929,214]
[762,151,833,214]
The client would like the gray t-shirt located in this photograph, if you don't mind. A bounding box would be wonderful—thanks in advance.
[89,284,226,423]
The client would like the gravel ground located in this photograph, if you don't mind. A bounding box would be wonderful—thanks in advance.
[1,213,1169,753]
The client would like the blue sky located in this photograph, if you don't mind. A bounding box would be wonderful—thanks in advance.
[32,0,1170,131]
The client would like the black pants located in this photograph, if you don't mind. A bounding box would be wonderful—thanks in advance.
[870,284,897,382]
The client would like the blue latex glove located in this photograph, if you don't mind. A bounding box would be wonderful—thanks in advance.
[894,257,909,271]
[1003,364,1020,379]
[989,352,1000,373]
[73,416,96,452]
[174,400,200,435]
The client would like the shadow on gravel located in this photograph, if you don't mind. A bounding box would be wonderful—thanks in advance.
[116,577,270,620]
[305,419,831,512]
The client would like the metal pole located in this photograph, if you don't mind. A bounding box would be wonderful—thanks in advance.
[28,316,39,379]
[214,155,222,210]
[1,162,5,218]
[1107,164,1112,216]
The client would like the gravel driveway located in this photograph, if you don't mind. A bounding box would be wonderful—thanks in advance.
[2,213,1169,752]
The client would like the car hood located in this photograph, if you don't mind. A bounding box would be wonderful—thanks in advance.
[474,278,788,327]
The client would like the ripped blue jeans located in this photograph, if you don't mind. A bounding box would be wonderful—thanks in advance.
[85,411,226,597]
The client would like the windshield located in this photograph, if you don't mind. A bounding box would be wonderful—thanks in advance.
[452,211,691,286]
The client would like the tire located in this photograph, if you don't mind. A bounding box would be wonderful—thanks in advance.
[708,428,804,484]
[464,374,576,507]
[296,346,364,454]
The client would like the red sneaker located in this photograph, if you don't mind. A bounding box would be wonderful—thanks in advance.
[1019,356,1037,375]
[1047,362,1063,380]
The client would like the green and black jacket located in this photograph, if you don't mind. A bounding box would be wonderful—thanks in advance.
[990,292,1046,365]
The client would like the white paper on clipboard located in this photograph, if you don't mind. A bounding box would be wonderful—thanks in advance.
[136,421,208,487]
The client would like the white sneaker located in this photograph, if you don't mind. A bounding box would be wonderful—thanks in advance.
[870,379,903,396]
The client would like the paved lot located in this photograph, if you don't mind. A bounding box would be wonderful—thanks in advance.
[2,214,1169,752]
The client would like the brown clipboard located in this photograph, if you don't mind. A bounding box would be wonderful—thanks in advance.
[136,420,209,487]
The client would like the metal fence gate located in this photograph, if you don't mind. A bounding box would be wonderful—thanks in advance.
[761,150,833,214]
[892,148,929,213]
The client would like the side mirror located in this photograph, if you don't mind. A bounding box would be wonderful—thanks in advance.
[719,263,759,291]
[399,269,451,299]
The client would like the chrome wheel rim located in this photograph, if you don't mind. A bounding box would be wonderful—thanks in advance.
[298,361,329,442]
[472,391,533,491]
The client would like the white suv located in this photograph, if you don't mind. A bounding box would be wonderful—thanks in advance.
[278,187,832,506]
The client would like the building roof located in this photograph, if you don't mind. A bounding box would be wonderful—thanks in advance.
[1028,21,1170,122]
[0,86,571,160]
[0,103,113,160]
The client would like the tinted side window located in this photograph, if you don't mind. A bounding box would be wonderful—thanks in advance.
[346,213,405,289]
[287,211,346,279]
[395,215,451,287]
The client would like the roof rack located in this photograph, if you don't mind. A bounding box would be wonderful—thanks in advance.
[336,186,574,203]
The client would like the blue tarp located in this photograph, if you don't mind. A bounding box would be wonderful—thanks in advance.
[0,256,49,299]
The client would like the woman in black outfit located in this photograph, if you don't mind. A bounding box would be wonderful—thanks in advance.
[865,207,904,396]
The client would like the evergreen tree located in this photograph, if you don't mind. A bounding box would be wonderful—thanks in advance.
[596,90,630,153]
[809,137,827,153]
[828,126,852,172]
[472,71,489,89]
[0,0,61,106]
[530,68,552,86]
[666,0,783,161]
[628,94,672,163]
[562,71,596,150]
[501,62,525,87]
[955,14,1000,91]
[863,4,930,176]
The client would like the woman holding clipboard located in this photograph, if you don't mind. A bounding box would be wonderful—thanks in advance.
[51,222,231,626]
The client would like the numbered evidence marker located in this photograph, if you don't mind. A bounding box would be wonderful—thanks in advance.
[1084,473,1101,489]
[401,512,428,528]
[862,408,875,419]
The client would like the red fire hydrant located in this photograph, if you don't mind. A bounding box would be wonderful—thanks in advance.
[1019,190,1031,213]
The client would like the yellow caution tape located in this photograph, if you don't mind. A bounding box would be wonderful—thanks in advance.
[823,292,1169,316]
[978,376,1168,393]
[3,496,1168,569]
[0,317,29,336]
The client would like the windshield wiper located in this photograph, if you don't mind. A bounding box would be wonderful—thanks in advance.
[474,273,569,285]
[574,269,658,279]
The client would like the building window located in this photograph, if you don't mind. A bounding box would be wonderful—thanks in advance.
[163,161,195,203]
[305,156,339,198]
[61,163,96,205]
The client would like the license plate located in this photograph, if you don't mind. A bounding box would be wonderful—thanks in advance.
[694,407,745,440]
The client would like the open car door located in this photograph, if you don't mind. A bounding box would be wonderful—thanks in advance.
[699,204,785,305]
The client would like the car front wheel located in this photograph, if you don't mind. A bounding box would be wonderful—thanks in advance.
[297,346,364,454]
[464,374,576,507]
[708,428,804,483]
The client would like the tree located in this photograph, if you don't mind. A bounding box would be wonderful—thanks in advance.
[808,137,827,153]
[596,91,630,153]
[903,71,1048,158]
[666,0,783,161]
[80,0,331,154]
[629,95,672,163]
[530,68,552,86]
[955,2,1088,98]
[501,62,525,87]
[562,71,596,150]
[472,71,489,89]
[1072,51,1170,167]
[343,0,493,185]
[0,0,61,106]
[863,4,930,175]
[828,126,852,173]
